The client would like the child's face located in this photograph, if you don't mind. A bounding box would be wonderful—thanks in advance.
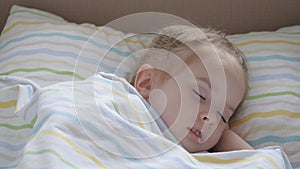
[135,48,246,153]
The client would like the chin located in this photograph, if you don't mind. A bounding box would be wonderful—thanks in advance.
[181,140,213,153]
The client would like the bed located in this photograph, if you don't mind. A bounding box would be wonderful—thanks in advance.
[0,1,299,168]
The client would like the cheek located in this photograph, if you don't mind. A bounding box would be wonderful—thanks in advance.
[160,91,181,126]
[153,80,182,124]
[206,124,226,147]
[162,87,197,127]
[149,89,168,115]
[148,87,180,127]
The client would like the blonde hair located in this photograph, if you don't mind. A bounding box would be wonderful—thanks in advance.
[151,25,246,69]
[131,25,247,83]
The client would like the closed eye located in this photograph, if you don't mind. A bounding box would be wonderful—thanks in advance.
[217,111,228,124]
[193,89,206,101]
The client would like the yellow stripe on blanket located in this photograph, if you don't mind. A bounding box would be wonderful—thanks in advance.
[0,100,17,108]
[193,155,280,169]
[40,130,108,169]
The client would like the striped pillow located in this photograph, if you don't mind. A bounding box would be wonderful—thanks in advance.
[0,5,147,87]
[228,27,300,169]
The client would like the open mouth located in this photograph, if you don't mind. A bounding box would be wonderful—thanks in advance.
[188,128,203,143]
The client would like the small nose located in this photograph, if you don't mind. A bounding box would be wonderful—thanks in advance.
[200,116,209,121]
[201,116,215,125]
[202,116,209,121]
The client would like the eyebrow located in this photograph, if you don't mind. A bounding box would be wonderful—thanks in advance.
[196,77,211,90]
[195,77,211,89]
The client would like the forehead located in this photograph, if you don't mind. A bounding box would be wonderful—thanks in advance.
[185,48,247,107]
[186,46,245,81]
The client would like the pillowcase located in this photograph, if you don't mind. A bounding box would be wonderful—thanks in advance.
[228,27,300,169]
[0,5,148,87]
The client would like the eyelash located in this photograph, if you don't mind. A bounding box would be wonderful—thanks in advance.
[193,89,206,101]
[217,111,228,124]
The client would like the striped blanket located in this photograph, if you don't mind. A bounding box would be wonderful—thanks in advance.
[0,73,292,169]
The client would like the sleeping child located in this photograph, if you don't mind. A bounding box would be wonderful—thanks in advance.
[131,25,253,152]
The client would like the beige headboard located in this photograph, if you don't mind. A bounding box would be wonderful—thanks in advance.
[0,0,300,34]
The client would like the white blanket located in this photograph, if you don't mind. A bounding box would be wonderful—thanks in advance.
[0,73,292,169]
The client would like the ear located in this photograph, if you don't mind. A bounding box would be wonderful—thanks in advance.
[134,64,156,100]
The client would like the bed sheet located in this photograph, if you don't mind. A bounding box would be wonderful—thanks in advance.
[0,73,292,169]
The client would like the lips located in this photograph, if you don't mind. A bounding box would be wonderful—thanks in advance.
[188,127,203,143]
